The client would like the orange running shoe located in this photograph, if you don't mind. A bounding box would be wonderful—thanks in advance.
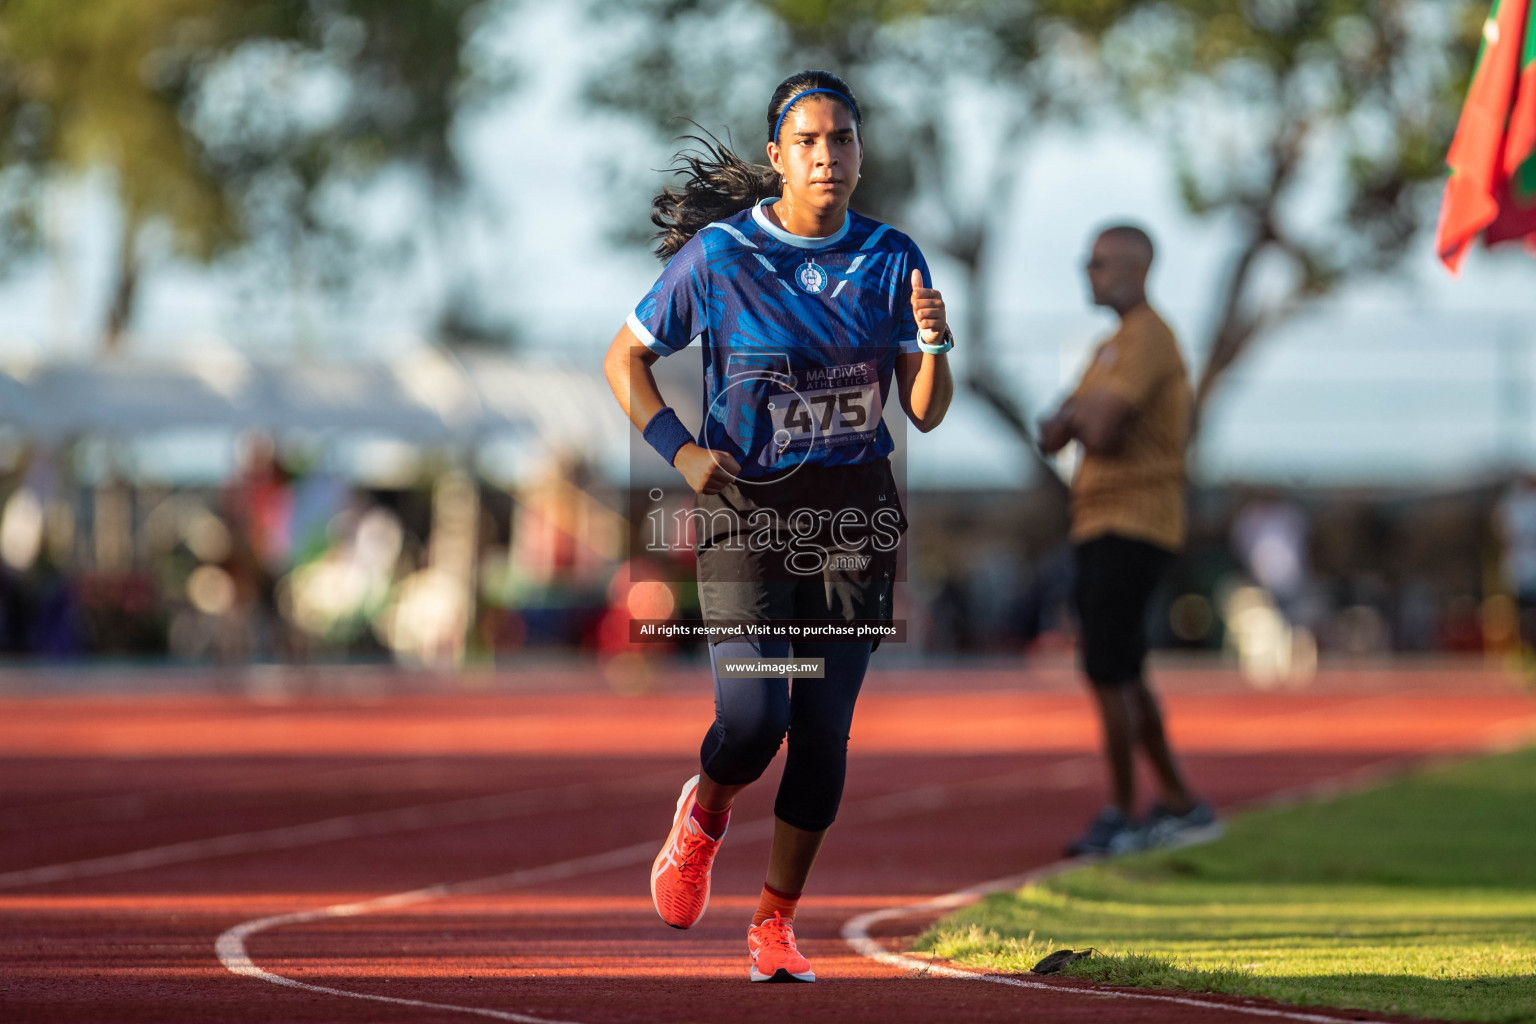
[747,912,815,982]
[650,774,724,928]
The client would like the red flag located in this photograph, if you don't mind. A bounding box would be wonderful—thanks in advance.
[1437,0,1536,273]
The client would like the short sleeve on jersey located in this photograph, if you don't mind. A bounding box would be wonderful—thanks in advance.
[894,240,933,356]
[629,235,708,356]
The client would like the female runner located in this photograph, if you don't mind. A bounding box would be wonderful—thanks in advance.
[602,69,954,983]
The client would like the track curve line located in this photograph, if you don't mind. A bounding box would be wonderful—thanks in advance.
[217,892,584,1024]
[214,763,1091,1022]
[214,835,686,1024]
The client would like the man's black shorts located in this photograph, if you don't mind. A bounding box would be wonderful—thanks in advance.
[693,458,907,650]
[1074,533,1174,687]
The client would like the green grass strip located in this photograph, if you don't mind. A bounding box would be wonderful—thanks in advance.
[915,747,1536,1023]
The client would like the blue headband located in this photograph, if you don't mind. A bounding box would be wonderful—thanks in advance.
[771,87,858,143]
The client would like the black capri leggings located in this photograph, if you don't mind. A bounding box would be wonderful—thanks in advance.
[699,636,872,832]
[690,459,901,832]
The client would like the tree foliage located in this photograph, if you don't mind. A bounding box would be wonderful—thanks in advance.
[0,0,507,349]
[1057,0,1485,429]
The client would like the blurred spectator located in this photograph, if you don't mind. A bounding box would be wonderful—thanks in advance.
[1393,577,1440,653]
[928,571,971,653]
[1494,473,1536,654]
[1230,490,1309,619]
[1035,224,1216,856]
[1227,491,1318,683]
[966,544,1028,651]
[223,434,294,659]
[594,557,677,693]
[1017,543,1076,651]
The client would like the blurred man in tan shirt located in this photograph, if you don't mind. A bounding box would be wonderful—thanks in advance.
[1038,225,1219,856]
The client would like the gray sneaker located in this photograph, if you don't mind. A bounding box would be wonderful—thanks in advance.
[1143,801,1224,849]
[1066,805,1145,857]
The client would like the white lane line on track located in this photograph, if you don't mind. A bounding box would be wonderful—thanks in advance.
[216,759,1099,1023]
[216,850,657,1024]
[0,755,477,831]
[0,771,684,890]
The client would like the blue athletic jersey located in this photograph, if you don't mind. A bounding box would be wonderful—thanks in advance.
[627,197,931,477]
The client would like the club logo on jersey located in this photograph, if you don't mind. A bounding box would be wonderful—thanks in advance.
[796,259,829,294]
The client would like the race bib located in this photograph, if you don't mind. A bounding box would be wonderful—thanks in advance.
[767,361,883,454]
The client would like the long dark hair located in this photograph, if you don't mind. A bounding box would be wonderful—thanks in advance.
[650,70,863,261]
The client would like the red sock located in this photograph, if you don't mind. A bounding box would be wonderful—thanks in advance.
[752,883,801,926]
[689,800,729,840]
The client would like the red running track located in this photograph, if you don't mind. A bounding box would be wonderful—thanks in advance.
[1,664,1533,1024]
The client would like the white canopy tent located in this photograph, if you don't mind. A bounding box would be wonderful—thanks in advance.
[0,349,635,483]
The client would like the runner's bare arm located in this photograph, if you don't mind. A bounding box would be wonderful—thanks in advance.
[896,269,954,431]
[603,322,667,432]
[895,351,953,432]
[602,323,740,494]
